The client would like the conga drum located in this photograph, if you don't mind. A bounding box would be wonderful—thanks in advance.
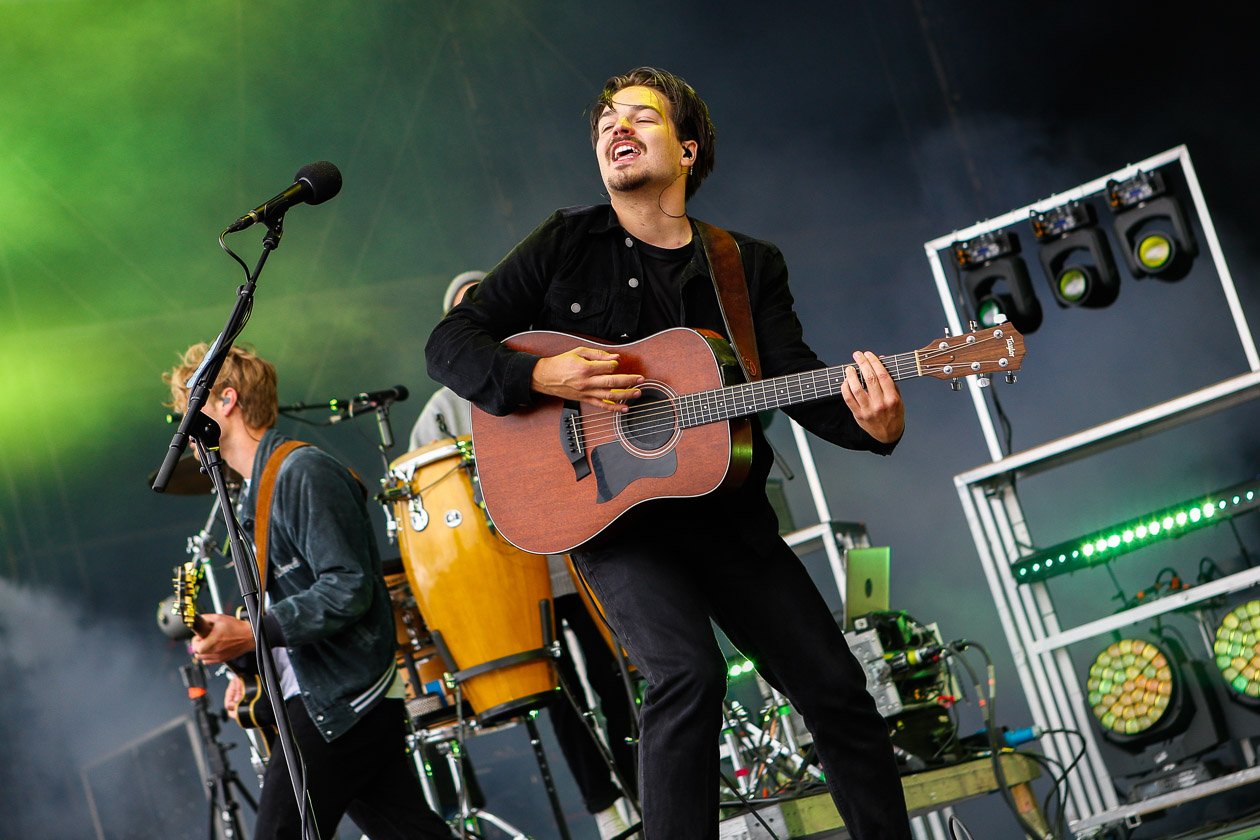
[386,437,555,724]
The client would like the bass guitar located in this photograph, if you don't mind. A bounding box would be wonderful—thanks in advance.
[470,324,1025,554]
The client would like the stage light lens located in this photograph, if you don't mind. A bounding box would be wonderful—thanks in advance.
[1057,267,1090,303]
[976,297,1006,328]
[1214,601,1260,702]
[1136,233,1174,271]
[1088,639,1174,736]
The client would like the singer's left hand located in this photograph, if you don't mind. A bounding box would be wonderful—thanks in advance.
[841,351,905,444]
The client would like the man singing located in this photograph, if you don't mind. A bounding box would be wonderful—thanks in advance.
[425,68,912,839]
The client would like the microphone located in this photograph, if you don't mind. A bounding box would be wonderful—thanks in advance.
[225,161,343,233]
[329,385,409,416]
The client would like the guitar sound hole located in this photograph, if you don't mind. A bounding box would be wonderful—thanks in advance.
[620,387,676,453]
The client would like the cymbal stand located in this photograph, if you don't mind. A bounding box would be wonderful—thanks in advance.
[182,661,257,840]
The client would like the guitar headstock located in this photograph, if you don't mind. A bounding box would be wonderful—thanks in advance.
[915,324,1026,382]
[172,560,204,631]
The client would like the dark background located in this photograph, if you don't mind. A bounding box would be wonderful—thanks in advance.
[3,2,1259,837]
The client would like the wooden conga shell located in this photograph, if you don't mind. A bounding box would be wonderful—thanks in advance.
[388,439,555,723]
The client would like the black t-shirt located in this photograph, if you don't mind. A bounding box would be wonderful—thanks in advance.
[633,234,695,335]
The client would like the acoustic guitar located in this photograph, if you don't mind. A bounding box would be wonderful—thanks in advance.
[470,324,1026,555]
[173,560,275,732]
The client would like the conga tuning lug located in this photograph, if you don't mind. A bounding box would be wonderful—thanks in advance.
[409,498,430,532]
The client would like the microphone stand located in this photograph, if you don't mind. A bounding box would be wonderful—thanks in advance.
[152,217,321,840]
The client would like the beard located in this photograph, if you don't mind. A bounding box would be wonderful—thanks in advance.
[604,168,653,195]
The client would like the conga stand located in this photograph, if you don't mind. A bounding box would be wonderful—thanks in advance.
[430,602,573,840]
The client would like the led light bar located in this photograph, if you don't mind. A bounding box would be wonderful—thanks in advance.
[1013,478,1260,584]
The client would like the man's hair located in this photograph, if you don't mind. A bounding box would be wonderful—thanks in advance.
[588,66,716,200]
[163,342,279,430]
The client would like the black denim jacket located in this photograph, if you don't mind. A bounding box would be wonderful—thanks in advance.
[426,204,897,466]
[240,429,396,741]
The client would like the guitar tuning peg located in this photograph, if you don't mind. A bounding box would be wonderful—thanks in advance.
[943,326,953,337]
[1005,372,1017,384]
[976,375,991,388]
[950,379,961,391]
[968,320,978,332]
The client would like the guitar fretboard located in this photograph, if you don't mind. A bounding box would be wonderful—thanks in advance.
[676,350,920,428]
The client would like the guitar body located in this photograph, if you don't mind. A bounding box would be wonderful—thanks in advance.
[471,328,753,555]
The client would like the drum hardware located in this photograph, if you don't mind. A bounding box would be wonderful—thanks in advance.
[720,699,825,798]
[408,721,524,840]
[428,606,575,840]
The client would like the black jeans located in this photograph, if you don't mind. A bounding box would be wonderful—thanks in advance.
[253,697,453,840]
[549,592,639,813]
[573,506,912,840]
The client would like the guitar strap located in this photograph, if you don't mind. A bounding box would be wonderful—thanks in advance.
[694,219,762,382]
[254,440,310,597]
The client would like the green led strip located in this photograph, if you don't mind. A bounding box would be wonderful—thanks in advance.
[1012,479,1260,584]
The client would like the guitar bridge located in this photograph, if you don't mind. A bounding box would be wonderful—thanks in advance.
[560,402,591,482]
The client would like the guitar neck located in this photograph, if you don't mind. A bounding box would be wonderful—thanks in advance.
[677,351,919,428]
[191,613,212,638]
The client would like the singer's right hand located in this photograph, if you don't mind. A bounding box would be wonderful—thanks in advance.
[530,348,643,412]
[224,675,245,722]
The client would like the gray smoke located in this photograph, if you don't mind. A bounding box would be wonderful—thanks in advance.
[0,578,205,838]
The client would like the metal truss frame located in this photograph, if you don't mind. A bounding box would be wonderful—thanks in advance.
[922,145,1260,833]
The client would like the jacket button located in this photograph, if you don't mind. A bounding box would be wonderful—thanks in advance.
[570,302,582,314]
[624,237,633,247]
[325,730,332,736]
[628,277,639,288]
[316,714,325,722]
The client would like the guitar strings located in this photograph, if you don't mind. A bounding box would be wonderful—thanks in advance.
[570,337,1008,444]
[567,334,1012,448]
